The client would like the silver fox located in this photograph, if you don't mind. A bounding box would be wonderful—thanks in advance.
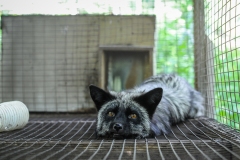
[89,74,205,139]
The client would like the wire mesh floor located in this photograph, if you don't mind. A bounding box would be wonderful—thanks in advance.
[0,114,240,160]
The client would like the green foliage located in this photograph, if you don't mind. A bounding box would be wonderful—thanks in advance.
[214,49,240,129]
[155,0,239,130]
[155,0,194,85]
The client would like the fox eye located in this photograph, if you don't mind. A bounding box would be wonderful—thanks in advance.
[108,111,115,117]
[128,114,137,119]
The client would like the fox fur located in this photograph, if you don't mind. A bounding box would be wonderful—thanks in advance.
[89,74,205,139]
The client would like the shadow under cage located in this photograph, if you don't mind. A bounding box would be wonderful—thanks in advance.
[0,0,240,159]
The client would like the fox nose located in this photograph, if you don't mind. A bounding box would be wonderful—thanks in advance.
[113,123,123,132]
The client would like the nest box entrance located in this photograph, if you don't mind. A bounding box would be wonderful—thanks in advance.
[99,46,153,91]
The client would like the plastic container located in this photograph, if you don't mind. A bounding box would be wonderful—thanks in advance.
[0,101,29,132]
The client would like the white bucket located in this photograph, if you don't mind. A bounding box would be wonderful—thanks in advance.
[0,101,29,132]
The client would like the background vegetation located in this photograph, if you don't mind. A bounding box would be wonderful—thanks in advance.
[214,49,240,129]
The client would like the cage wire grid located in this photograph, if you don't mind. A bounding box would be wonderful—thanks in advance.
[0,0,240,159]
[0,115,239,160]
[194,0,240,130]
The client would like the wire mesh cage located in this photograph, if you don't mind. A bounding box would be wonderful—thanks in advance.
[0,0,240,159]
[194,0,240,130]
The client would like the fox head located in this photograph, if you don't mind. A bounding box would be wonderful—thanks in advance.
[89,85,163,139]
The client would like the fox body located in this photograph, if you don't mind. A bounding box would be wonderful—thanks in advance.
[89,74,204,139]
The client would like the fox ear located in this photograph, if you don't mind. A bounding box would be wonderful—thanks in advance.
[133,88,163,118]
[89,85,115,111]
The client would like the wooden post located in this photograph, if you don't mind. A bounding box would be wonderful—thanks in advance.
[194,0,215,118]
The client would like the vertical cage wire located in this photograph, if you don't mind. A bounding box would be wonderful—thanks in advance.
[201,0,240,130]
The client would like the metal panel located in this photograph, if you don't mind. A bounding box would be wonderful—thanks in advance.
[1,15,155,112]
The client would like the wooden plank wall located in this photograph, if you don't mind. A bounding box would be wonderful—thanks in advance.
[0,15,155,112]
